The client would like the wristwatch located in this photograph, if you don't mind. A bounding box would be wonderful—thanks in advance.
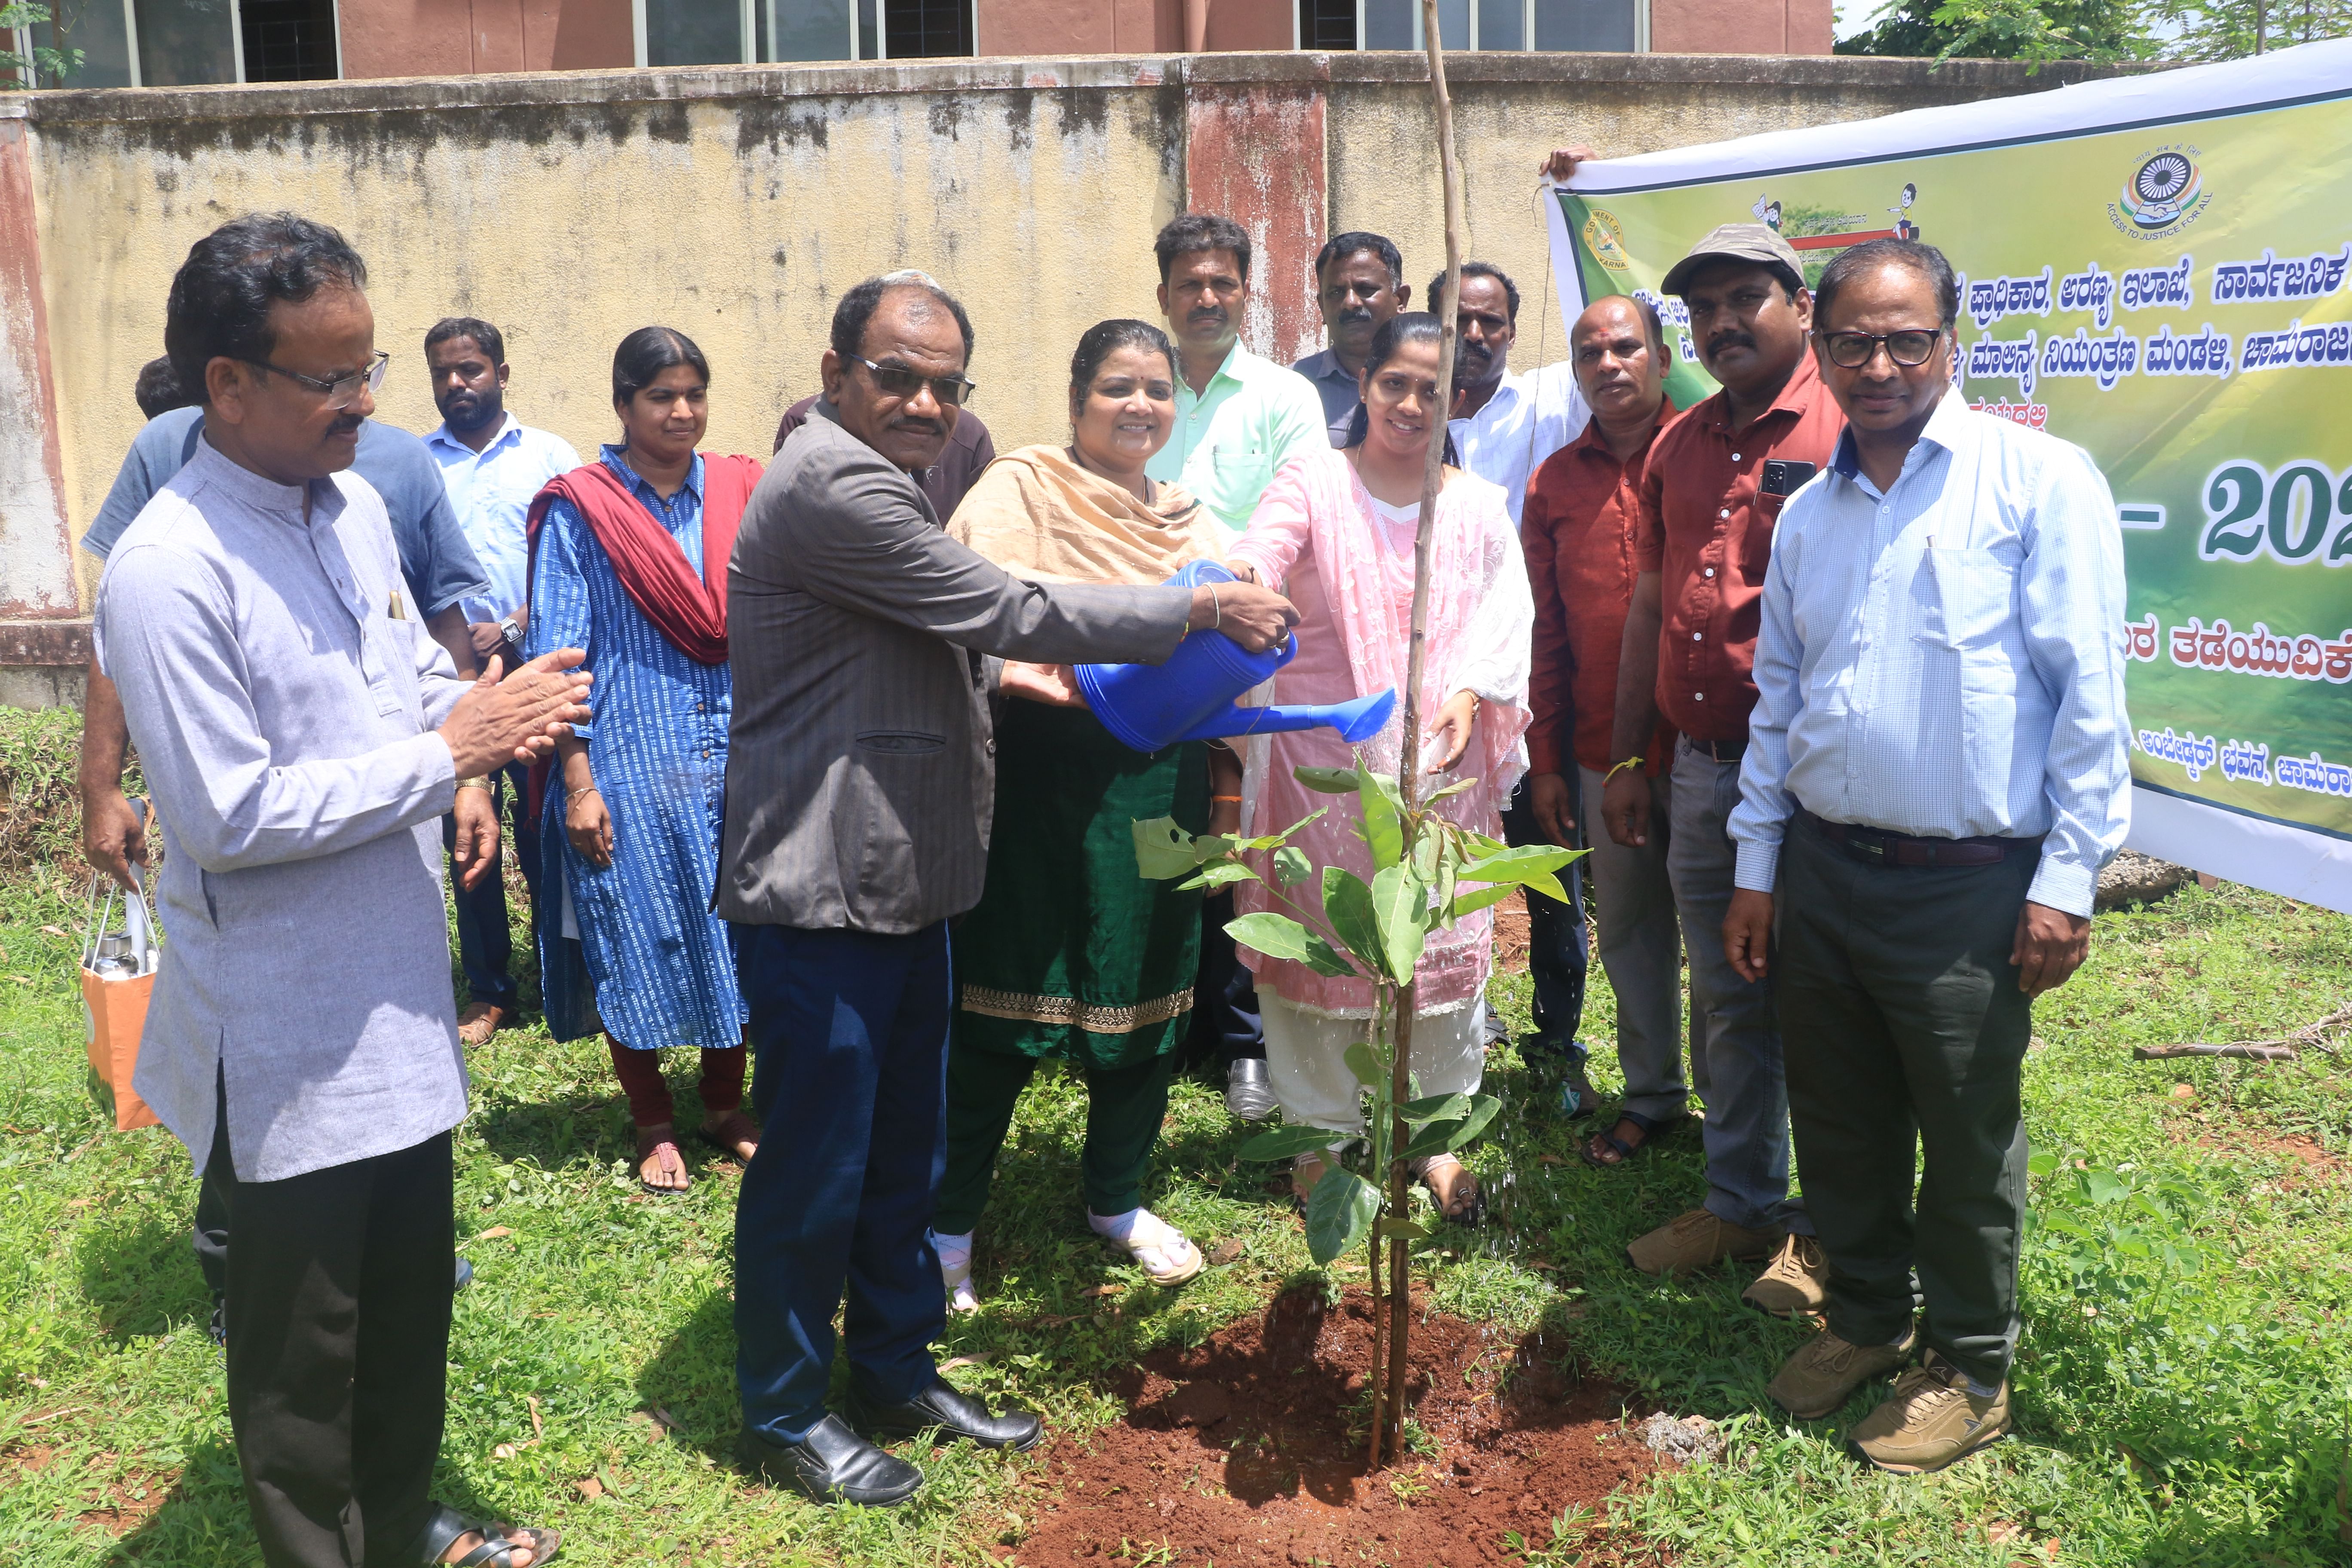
[497,616,523,647]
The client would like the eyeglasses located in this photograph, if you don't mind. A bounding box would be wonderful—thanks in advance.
[1818,329,1942,370]
[852,355,977,407]
[238,349,390,409]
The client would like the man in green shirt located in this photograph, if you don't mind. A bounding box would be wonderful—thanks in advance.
[1144,212,1329,532]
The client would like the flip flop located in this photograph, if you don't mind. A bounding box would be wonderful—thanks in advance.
[412,1504,562,1568]
[1579,1110,1684,1170]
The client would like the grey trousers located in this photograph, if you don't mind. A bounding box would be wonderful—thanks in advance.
[1669,738,1808,1235]
[1578,763,1693,1122]
[1776,814,2036,1387]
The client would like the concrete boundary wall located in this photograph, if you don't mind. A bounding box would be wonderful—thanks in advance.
[0,49,2129,695]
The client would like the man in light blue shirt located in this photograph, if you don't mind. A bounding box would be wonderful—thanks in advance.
[423,316,582,1045]
[1721,240,2127,1475]
[1144,211,1328,532]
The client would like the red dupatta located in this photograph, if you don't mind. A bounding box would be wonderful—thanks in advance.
[525,452,763,666]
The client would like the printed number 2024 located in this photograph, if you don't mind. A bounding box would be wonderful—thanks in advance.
[2200,459,2352,567]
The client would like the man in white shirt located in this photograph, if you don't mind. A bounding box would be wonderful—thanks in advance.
[1436,262,1596,1078]
[423,318,582,1046]
[1434,262,1590,531]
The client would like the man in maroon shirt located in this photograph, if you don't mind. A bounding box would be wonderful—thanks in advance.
[1601,224,1846,1315]
[1522,294,1688,1167]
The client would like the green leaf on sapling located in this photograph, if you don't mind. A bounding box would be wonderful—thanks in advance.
[1273,845,1312,886]
[1369,864,1430,982]
[1323,867,1382,967]
[1294,766,1361,794]
[1344,1042,1383,1088]
[1178,861,1262,891]
[1399,1092,1471,1126]
[1458,845,1579,885]
[1305,1167,1381,1265]
[1425,775,1477,801]
[1302,933,1359,978]
[1132,817,1201,879]
[1446,883,1515,919]
[1358,768,1404,870]
[1238,1123,1345,1162]
[1224,913,1317,964]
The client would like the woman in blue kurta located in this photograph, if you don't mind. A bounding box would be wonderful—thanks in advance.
[526,327,763,1192]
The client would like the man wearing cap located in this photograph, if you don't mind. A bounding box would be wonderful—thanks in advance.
[1599,218,1845,1313]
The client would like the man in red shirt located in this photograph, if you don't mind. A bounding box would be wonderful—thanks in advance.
[1600,224,1846,1315]
[1522,294,1688,1166]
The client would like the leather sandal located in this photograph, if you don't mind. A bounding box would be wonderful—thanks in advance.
[1580,1109,1683,1170]
[635,1125,691,1194]
[412,1504,561,1568]
[698,1109,760,1161]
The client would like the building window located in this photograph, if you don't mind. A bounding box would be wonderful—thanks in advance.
[131,0,239,84]
[239,0,334,78]
[1331,0,1640,49]
[1298,0,1356,49]
[880,0,965,55]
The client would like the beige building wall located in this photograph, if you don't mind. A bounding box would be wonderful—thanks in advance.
[6,51,2123,627]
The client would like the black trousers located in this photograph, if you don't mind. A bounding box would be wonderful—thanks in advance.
[206,1107,455,1567]
[1498,776,1590,1057]
[1775,814,2036,1389]
[1182,890,1264,1070]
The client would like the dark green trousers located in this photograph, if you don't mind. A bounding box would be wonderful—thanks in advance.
[935,1043,1173,1236]
[1776,813,2037,1389]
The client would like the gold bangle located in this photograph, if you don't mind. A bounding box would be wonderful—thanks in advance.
[455,778,492,793]
[565,784,600,805]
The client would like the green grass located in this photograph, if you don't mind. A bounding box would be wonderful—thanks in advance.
[2,777,2349,1562]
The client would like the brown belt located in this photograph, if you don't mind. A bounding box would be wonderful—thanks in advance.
[1798,810,2042,869]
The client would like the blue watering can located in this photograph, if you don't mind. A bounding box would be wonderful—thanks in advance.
[1075,560,1398,753]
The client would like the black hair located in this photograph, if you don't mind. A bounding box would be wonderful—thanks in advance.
[1153,211,1252,284]
[134,355,193,420]
[1427,261,1520,323]
[425,315,505,368]
[1813,237,1960,330]
[1069,318,1176,404]
[830,270,976,368]
[1314,230,1404,290]
[611,326,709,406]
[162,213,368,402]
[1342,312,1459,463]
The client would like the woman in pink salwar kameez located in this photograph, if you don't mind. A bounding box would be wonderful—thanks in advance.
[1225,314,1533,1222]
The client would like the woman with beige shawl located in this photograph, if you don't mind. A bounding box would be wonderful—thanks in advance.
[935,320,1237,1309]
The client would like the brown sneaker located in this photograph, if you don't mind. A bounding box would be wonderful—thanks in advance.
[1847,1351,2011,1473]
[1768,1321,1917,1419]
[456,1001,511,1047]
[1625,1208,1783,1276]
[1742,1233,1831,1317]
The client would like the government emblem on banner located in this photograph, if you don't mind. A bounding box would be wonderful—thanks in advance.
[1580,209,1631,272]
[2110,145,2211,239]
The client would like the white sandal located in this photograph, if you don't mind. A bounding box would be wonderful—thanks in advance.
[1094,1208,1204,1287]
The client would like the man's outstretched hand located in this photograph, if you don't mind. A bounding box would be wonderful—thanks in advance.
[1191,582,1299,654]
[438,649,594,779]
[1541,144,1601,182]
[2011,900,2090,995]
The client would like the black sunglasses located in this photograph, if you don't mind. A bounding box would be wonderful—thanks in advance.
[853,355,977,407]
[1817,329,1942,370]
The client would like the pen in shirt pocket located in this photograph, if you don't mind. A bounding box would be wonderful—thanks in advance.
[387,589,407,621]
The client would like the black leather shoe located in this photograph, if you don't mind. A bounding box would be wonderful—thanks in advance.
[736,1415,924,1506]
[845,1378,1043,1452]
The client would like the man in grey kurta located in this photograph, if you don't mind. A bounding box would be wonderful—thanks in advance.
[720,273,1297,1508]
[99,213,582,1568]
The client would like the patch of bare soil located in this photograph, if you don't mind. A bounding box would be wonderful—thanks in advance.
[2191,1128,2344,1191]
[1008,1286,1659,1567]
[1492,891,1531,974]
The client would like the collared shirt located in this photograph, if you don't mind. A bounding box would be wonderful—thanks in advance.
[424,412,580,624]
[85,407,490,619]
[775,394,996,521]
[1634,353,1845,742]
[1521,408,1676,776]
[94,438,472,1183]
[1728,391,2130,917]
[1447,361,1591,532]
[1145,342,1329,531]
[1290,346,1366,447]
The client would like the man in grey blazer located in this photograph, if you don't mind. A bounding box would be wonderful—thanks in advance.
[720,272,1295,1507]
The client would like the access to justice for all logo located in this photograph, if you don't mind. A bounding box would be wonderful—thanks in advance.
[1549,84,2352,850]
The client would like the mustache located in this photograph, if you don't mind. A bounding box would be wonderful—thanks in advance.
[1188,306,1228,325]
[888,415,947,436]
[1705,329,1756,358]
[1337,306,1375,326]
[328,413,365,437]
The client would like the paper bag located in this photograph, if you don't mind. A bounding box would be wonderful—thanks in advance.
[81,872,161,1133]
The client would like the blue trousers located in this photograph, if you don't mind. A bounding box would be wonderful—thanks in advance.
[1499,776,1590,1056]
[731,921,951,1443]
[441,762,538,1013]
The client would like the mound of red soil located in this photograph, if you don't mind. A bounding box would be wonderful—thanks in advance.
[1009,1286,1656,1566]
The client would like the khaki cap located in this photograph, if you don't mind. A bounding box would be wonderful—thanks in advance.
[1660,223,1807,297]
